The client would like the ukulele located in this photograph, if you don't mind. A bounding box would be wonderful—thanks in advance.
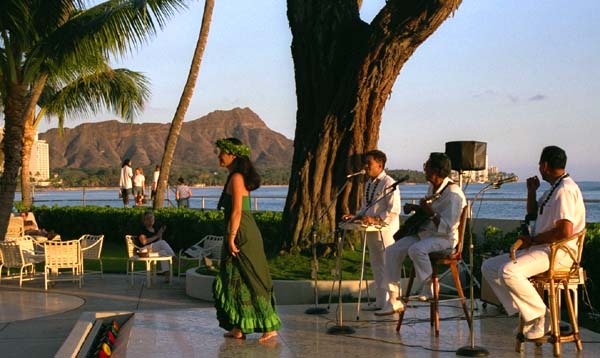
[393,192,442,241]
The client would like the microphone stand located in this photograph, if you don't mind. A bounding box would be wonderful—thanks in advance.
[305,179,351,315]
[457,182,499,357]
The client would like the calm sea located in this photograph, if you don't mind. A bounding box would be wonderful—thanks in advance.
[20,181,600,223]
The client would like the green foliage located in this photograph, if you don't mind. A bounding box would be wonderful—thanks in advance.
[31,206,286,255]
[198,248,372,281]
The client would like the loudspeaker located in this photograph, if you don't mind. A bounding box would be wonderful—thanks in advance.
[445,141,487,171]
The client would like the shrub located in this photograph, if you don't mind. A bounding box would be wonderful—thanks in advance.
[31,206,283,254]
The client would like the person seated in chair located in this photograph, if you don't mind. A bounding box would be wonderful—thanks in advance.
[376,152,466,316]
[137,210,176,277]
[481,146,585,340]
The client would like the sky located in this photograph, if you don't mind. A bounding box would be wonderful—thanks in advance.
[35,0,600,180]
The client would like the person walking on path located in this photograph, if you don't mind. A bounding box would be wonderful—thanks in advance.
[175,177,192,208]
[119,159,133,207]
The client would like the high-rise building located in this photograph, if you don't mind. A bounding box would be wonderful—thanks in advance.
[30,133,50,181]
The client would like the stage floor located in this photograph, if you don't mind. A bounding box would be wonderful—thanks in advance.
[111,301,600,357]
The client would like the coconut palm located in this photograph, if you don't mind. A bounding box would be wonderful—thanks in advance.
[0,0,186,238]
[154,0,214,208]
[20,64,150,208]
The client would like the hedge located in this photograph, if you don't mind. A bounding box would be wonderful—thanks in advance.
[31,206,283,256]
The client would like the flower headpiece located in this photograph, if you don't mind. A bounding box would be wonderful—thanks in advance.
[216,138,251,157]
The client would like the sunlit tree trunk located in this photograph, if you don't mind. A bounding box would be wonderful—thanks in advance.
[0,84,27,239]
[283,0,462,249]
[154,0,215,208]
[20,113,37,209]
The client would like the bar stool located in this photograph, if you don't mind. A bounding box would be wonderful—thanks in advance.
[515,230,586,357]
[396,206,470,336]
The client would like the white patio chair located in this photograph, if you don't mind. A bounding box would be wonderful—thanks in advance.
[44,239,82,290]
[79,234,104,278]
[6,216,24,239]
[125,235,172,288]
[178,235,223,277]
[0,241,38,287]
[7,235,45,264]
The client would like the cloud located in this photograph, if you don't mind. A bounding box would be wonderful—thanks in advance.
[528,94,547,102]
[473,90,547,104]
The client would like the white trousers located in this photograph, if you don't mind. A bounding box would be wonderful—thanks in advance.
[146,240,176,272]
[384,235,453,295]
[481,246,572,322]
[366,230,395,307]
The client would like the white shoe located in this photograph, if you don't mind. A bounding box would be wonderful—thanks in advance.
[525,310,551,340]
[374,301,405,316]
[418,280,434,302]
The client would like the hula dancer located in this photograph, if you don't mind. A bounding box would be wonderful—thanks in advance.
[212,137,280,342]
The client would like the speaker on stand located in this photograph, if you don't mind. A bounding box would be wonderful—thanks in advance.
[445,141,489,357]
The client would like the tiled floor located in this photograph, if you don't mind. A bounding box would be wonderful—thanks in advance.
[1,275,600,357]
[113,301,600,357]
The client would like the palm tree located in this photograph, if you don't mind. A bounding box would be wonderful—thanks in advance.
[154,0,214,208]
[0,0,187,238]
[20,65,150,208]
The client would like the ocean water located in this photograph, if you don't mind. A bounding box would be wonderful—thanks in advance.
[21,181,600,222]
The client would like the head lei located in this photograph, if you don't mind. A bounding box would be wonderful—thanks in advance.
[216,138,251,157]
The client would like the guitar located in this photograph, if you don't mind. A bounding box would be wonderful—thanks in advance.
[393,192,442,241]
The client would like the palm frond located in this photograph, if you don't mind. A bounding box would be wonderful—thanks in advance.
[41,67,150,126]
[31,0,187,72]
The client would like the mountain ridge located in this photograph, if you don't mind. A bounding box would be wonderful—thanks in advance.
[40,107,293,170]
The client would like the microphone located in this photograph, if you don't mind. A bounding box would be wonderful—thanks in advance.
[492,175,518,188]
[389,175,410,189]
[346,169,366,179]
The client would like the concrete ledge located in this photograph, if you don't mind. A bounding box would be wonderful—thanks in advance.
[185,268,385,305]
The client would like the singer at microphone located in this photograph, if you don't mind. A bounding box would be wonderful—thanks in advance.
[346,169,366,179]
[340,150,401,311]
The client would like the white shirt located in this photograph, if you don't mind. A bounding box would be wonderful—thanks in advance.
[153,171,160,190]
[357,170,401,232]
[119,165,133,189]
[418,177,467,245]
[133,174,145,187]
[534,175,586,249]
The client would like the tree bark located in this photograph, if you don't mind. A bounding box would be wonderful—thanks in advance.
[0,84,27,239]
[20,113,37,209]
[283,0,462,249]
[154,0,214,208]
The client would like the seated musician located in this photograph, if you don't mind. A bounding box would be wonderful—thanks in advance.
[481,146,585,339]
[342,149,401,310]
[376,152,466,316]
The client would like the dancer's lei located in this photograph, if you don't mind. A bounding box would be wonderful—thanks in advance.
[216,139,251,157]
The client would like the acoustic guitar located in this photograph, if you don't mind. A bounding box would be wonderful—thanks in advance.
[393,192,441,241]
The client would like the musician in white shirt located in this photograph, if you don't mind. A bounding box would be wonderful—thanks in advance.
[481,146,585,340]
[376,152,466,316]
[343,150,401,310]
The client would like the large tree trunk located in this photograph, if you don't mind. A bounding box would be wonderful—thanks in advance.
[283,0,462,249]
[0,84,27,239]
[20,113,37,209]
[154,0,214,208]
[0,75,48,239]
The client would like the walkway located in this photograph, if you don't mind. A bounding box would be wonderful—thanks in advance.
[1,274,599,357]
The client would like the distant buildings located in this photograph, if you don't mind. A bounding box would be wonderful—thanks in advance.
[0,129,50,183]
[31,133,50,181]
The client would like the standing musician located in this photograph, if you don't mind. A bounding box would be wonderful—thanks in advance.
[481,146,585,340]
[376,152,466,316]
[342,149,401,310]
